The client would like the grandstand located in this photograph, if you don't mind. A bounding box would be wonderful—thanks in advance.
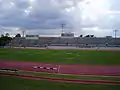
[10,32,120,48]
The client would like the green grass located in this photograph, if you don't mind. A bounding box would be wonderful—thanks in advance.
[0,48,120,65]
[22,71,120,81]
[1,70,120,81]
[0,76,120,90]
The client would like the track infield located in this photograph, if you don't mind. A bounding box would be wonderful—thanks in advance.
[0,48,120,86]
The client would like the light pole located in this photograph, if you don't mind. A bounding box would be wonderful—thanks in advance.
[114,29,118,39]
[61,24,65,33]
[22,30,25,37]
[114,29,118,46]
[113,29,119,40]
[21,30,26,48]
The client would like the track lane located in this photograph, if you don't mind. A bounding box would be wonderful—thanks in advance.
[0,60,120,76]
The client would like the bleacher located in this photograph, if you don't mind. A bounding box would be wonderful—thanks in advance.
[10,35,120,48]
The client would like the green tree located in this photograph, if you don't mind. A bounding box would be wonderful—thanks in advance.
[0,36,12,47]
[15,33,21,37]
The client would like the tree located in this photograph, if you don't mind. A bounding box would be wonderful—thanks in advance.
[0,35,12,47]
[5,33,9,37]
[91,35,94,37]
[79,35,83,37]
[85,35,90,37]
[1,34,4,37]
[15,34,21,37]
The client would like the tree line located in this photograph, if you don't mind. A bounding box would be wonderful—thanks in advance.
[0,33,12,47]
[0,33,22,47]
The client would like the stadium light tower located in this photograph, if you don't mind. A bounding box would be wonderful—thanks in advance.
[114,29,118,39]
[22,30,26,37]
[113,29,119,46]
[61,23,65,33]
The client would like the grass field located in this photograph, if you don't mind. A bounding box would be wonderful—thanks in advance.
[0,48,120,89]
[0,76,120,90]
[1,70,120,81]
[0,48,120,65]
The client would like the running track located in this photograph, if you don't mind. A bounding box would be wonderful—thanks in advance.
[0,60,120,76]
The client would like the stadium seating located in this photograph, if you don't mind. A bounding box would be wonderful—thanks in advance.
[10,37,120,48]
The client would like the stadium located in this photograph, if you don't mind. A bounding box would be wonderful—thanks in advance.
[0,0,120,90]
[0,31,120,90]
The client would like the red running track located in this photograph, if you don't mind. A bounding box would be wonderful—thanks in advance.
[0,73,120,85]
[0,60,120,76]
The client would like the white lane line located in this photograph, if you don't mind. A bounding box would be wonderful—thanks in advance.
[58,65,61,73]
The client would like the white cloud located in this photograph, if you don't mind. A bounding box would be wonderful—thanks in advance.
[0,0,120,37]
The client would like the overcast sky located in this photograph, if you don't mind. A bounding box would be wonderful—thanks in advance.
[0,0,120,37]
